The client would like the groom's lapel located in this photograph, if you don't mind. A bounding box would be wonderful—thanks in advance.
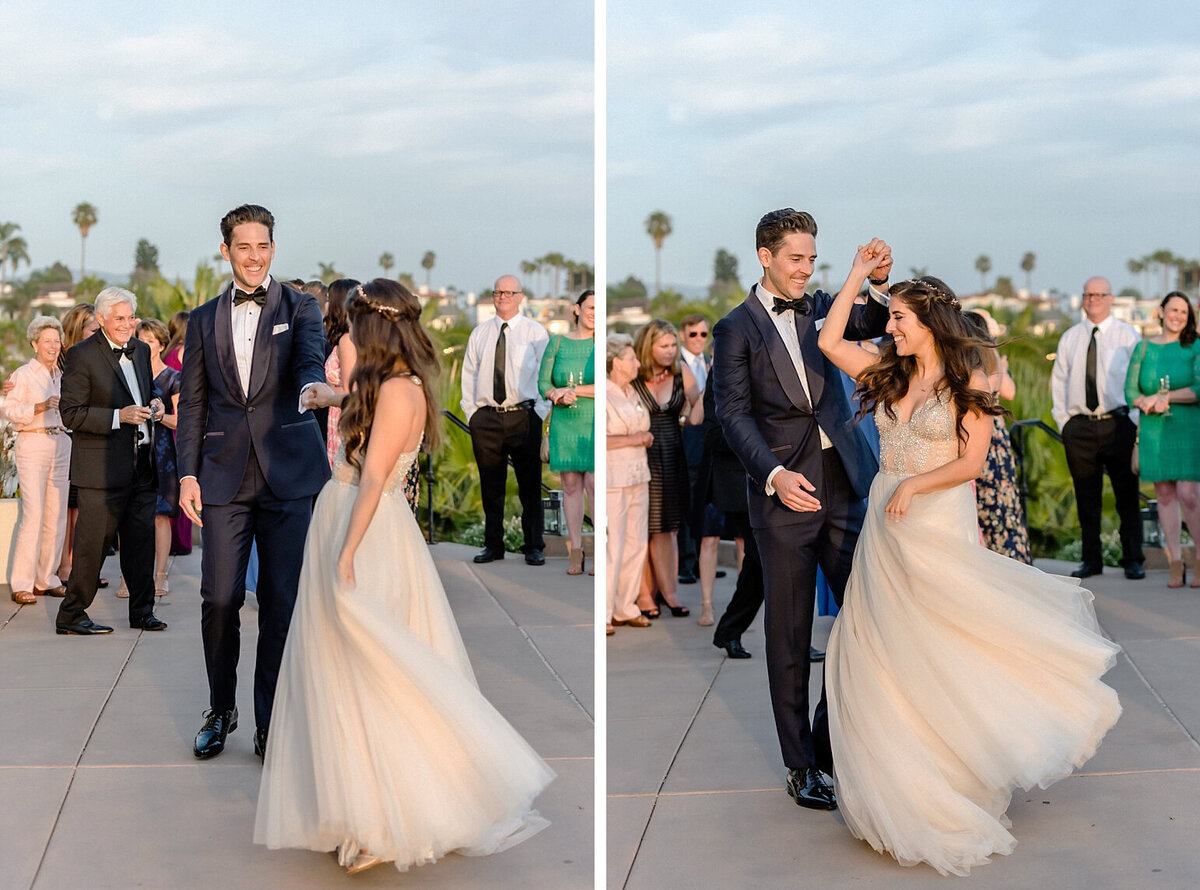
[795,312,825,407]
[745,288,811,412]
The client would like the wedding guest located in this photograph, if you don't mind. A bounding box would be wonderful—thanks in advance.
[322,278,361,466]
[56,303,102,587]
[3,317,70,604]
[539,290,596,574]
[136,319,182,596]
[162,310,192,556]
[632,318,702,617]
[962,311,1031,563]
[1051,277,1143,579]
[677,313,711,584]
[606,333,652,635]
[1126,292,1200,587]
[460,275,550,566]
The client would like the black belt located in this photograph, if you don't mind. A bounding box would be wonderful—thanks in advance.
[483,400,535,413]
[1082,405,1129,421]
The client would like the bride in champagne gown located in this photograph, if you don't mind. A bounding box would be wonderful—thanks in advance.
[255,280,553,875]
[817,251,1121,877]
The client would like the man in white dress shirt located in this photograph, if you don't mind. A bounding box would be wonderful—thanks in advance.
[461,275,550,565]
[677,313,711,584]
[1051,276,1144,579]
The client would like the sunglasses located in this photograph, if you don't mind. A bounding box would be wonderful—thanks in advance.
[687,331,708,339]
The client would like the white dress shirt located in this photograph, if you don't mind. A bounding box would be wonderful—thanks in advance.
[460,313,551,421]
[1051,315,1141,429]
[3,359,65,431]
[231,277,270,397]
[103,332,151,444]
[683,350,708,392]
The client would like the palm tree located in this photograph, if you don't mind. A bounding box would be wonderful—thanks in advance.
[421,251,436,289]
[542,252,565,298]
[72,202,98,279]
[909,266,928,278]
[645,210,673,296]
[379,252,395,277]
[520,260,537,295]
[0,222,29,300]
[974,254,992,293]
[1151,249,1176,297]
[1127,258,1144,296]
[1020,252,1036,293]
[316,262,341,285]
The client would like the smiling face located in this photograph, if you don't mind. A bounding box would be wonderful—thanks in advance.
[492,275,524,322]
[220,222,275,292]
[1160,295,1192,337]
[98,301,136,347]
[1081,277,1113,325]
[681,320,708,356]
[32,327,61,367]
[138,329,166,359]
[576,293,595,333]
[886,297,933,357]
[759,231,816,301]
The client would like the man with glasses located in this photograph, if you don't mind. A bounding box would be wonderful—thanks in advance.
[461,275,550,565]
[1052,277,1144,579]
[678,314,712,585]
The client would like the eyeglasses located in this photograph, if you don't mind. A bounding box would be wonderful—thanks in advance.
[1082,292,1111,299]
[493,290,522,298]
[687,331,708,339]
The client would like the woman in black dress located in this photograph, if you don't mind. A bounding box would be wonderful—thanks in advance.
[631,319,702,617]
[136,319,181,596]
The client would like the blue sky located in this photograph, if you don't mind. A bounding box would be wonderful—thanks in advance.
[0,1,593,292]
[607,1,1200,298]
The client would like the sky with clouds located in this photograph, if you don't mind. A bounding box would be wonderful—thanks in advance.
[608,0,1200,299]
[0,1,592,293]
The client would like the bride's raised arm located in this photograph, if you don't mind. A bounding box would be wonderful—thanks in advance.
[818,241,887,380]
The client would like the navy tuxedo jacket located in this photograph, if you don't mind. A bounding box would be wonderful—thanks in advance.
[712,285,888,529]
[60,331,159,491]
[176,280,330,506]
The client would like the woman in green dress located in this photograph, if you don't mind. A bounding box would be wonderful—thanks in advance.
[1126,291,1200,588]
[539,290,596,575]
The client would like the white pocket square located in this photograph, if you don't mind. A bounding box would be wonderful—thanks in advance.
[272,323,289,335]
[814,318,825,331]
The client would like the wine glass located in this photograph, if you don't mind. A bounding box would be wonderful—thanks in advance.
[567,371,577,407]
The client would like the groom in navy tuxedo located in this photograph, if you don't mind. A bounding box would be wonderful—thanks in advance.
[177,204,330,760]
[712,209,890,810]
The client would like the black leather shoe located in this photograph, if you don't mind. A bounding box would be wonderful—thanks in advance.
[473,548,505,563]
[194,708,237,759]
[715,639,752,659]
[785,767,837,810]
[1124,561,1146,580]
[677,570,697,585]
[253,727,268,760]
[809,646,825,662]
[131,615,168,631]
[55,618,114,635]
[1070,562,1103,578]
[524,548,545,566]
[715,569,727,579]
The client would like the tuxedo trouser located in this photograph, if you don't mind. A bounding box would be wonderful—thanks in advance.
[199,445,313,730]
[712,511,764,646]
[606,482,648,623]
[11,432,70,592]
[757,448,864,773]
[469,406,545,553]
[1062,413,1144,567]
[58,447,156,628]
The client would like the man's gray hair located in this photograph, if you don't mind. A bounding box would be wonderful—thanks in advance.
[95,286,137,319]
[27,315,63,345]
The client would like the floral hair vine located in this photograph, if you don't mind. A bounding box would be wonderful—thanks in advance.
[355,286,411,322]
[900,278,961,310]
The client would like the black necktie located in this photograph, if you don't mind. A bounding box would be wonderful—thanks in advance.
[112,343,135,359]
[493,322,508,404]
[772,296,811,316]
[233,287,267,306]
[1085,326,1099,411]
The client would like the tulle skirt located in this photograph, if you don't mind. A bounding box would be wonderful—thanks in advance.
[827,473,1121,876]
[254,478,554,872]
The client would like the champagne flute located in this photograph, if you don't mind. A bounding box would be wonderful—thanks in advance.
[568,371,577,407]
[1158,375,1172,417]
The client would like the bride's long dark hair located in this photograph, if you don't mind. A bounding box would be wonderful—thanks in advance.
[339,279,441,471]
[855,277,1002,445]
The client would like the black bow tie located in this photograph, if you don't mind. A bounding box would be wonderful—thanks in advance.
[772,296,811,316]
[233,287,267,307]
[112,343,136,359]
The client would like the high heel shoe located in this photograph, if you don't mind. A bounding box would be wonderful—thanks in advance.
[655,591,689,617]
[1191,559,1200,588]
[155,572,169,597]
[567,548,584,575]
[346,852,384,875]
[1168,560,1185,589]
[698,606,714,627]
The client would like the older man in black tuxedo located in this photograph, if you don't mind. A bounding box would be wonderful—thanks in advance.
[56,287,167,636]
[177,204,330,760]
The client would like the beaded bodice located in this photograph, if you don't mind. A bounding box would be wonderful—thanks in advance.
[332,445,421,495]
[875,388,960,477]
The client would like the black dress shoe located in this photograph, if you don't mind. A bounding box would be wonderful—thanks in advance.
[1124,561,1146,580]
[131,615,168,631]
[714,569,727,579]
[473,548,505,563]
[55,618,114,635]
[524,548,545,566]
[785,767,838,810]
[194,708,238,759]
[254,727,268,760]
[1070,562,1103,579]
[677,570,698,585]
[715,639,752,659]
[809,646,825,662]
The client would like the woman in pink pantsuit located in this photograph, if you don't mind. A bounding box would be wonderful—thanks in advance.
[4,317,71,604]
[605,334,653,635]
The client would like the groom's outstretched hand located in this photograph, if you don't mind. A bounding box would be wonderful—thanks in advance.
[775,469,821,513]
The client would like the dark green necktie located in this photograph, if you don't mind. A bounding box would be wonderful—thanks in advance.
[493,322,508,404]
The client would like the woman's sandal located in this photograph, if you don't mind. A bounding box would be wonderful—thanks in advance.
[11,590,36,605]
[567,548,585,575]
[155,572,169,597]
